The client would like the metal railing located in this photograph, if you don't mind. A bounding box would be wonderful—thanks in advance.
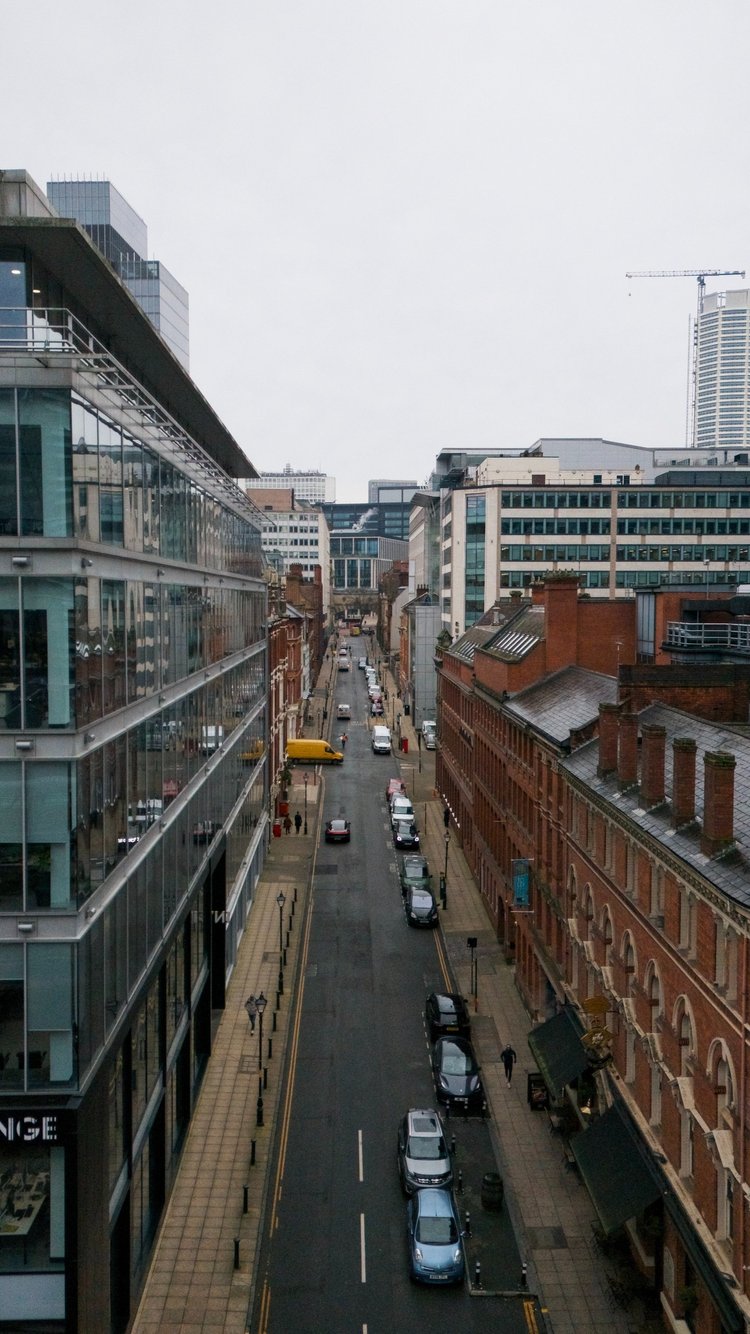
[0,307,261,524]
[665,621,750,653]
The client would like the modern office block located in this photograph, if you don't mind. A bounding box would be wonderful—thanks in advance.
[46,178,190,370]
[0,171,266,1331]
[246,465,335,503]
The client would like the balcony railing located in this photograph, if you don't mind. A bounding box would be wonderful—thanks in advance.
[664,621,750,655]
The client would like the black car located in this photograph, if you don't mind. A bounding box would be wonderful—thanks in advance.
[431,1037,483,1109]
[399,854,431,894]
[393,820,420,850]
[425,992,471,1042]
[404,884,438,928]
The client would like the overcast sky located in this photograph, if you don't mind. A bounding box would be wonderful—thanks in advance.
[10,1,750,500]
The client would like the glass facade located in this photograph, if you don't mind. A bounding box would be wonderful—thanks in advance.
[465,494,486,626]
[0,232,268,1328]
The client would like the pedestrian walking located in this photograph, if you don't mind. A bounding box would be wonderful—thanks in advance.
[501,1043,517,1086]
[283,814,292,835]
[294,810,302,835]
[244,995,257,1032]
[340,732,348,748]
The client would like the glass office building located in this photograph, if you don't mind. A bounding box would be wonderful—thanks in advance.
[0,174,266,1331]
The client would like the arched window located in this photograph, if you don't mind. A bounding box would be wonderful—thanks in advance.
[677,1005,695,1077]
[600,908,613,965]
[645,962,662,1025]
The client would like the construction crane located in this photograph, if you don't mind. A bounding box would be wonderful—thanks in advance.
[625,268,746,445]
[625,269,745,314]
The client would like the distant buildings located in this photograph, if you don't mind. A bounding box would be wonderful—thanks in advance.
[423,441,750,638]
[251,487,331,621]
[46,177,190,369]
[245,465,335,504]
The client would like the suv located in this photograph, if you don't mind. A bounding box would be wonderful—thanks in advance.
[397,1109,452,1194]
[390,796,415,827]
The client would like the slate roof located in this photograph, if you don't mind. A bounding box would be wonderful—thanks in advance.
[505,667,618,744]
[564,704,750,911]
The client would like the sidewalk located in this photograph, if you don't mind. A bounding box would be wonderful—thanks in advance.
[133,643,633,1333]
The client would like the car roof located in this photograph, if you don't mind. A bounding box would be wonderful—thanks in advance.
[407,1109,442,1135]
[431,992,464,1013]
[403,854,428,868]
[415,1188,455,1217]
[328,818,348,827]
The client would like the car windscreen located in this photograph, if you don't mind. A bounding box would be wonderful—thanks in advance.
[407,1135,445,1160]
[440,1045,474,1075]
[416,1216,457,1245]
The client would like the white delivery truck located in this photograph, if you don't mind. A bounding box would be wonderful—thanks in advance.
[421,720,437,750]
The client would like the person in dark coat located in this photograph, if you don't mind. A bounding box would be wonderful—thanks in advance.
[294,811,302,835]
[501,1043,517,1086]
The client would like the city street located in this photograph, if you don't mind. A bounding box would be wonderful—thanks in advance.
[250,661,538,1334]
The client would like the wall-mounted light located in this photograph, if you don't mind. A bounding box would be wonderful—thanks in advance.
[81,557,94,569]
[14,739,34,752]
[157,568,165,576]
[17,921,35,934]
[12,555,30,568]
[84,731,96,744]
[85,905,97,919]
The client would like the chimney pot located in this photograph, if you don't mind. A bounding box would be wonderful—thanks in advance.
[617,711,639,788]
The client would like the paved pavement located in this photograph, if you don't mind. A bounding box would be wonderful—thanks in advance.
[132,640,642,1334]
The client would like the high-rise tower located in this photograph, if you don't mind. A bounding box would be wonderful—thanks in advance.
[695,289,750,452]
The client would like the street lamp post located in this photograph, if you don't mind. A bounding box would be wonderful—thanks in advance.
[303,771,308,835]
[441,828,450,909]
[276,891,286,996]
[255,992,267,1126]
[467,937,478,1011]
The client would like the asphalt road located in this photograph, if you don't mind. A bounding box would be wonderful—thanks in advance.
[251,663,536,1334]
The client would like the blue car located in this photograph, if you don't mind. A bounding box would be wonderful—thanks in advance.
[406,1188,465,1284]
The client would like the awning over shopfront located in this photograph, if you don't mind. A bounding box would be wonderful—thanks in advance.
[571,1103,661,1236]
[527,1008,588,1099]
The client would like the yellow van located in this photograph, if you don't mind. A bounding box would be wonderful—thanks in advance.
[286,739,344,765]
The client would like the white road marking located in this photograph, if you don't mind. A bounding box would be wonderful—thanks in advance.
[360,1212,367,1282]
[358,1128,364,1182]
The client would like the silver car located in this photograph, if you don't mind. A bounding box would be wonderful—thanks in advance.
[397,1109,452,1194]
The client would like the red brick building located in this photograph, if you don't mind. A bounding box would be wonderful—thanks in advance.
[437,575,750,1331]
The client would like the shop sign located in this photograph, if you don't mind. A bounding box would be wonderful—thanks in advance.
[0,1112,65,1143]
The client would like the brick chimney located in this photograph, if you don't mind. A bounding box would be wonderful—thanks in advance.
[640,723,666,807]
[531,581,545,605]
[701,751,736,857]
[671,737,697,828]
[597,703,620,776]
[617,712,639,788]
[544,575,581,674]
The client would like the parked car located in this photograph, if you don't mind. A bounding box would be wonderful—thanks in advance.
[386,777,407,802]
[400,854,431,892]
[358,657,368,670]
[431,1037,483,1109]
[390,796,415,828]
[425,992,471,1042]
[406,1188,465,1285]
[371,700,385,716]
[404,884,438,928]
[324,818,351,843]
[397,1109,452,1194]
[394,820,420,849]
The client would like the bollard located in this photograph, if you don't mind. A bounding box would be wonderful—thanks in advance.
[286,930,290,948]
[276,990,280,1012]
[234,1237,240,1270]
[263,1066,268,1090]
[465,1210,471,1237]
[481,1098,488,1119]
[250,1140,256,1167]
[456,1170,463,1195]
[283,947,287,966]
[474,1260,482,1289]
[272,1011,277,1032]
[520,1261,528,1288]
[450,1135,456,1157]
[243,1184,248,1214]
[267,1037,273,1060]
[294,886,298,902]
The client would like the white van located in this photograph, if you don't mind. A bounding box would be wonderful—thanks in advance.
[337,703,351,720]
[371,725,391,754]
[421,721,437,750]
